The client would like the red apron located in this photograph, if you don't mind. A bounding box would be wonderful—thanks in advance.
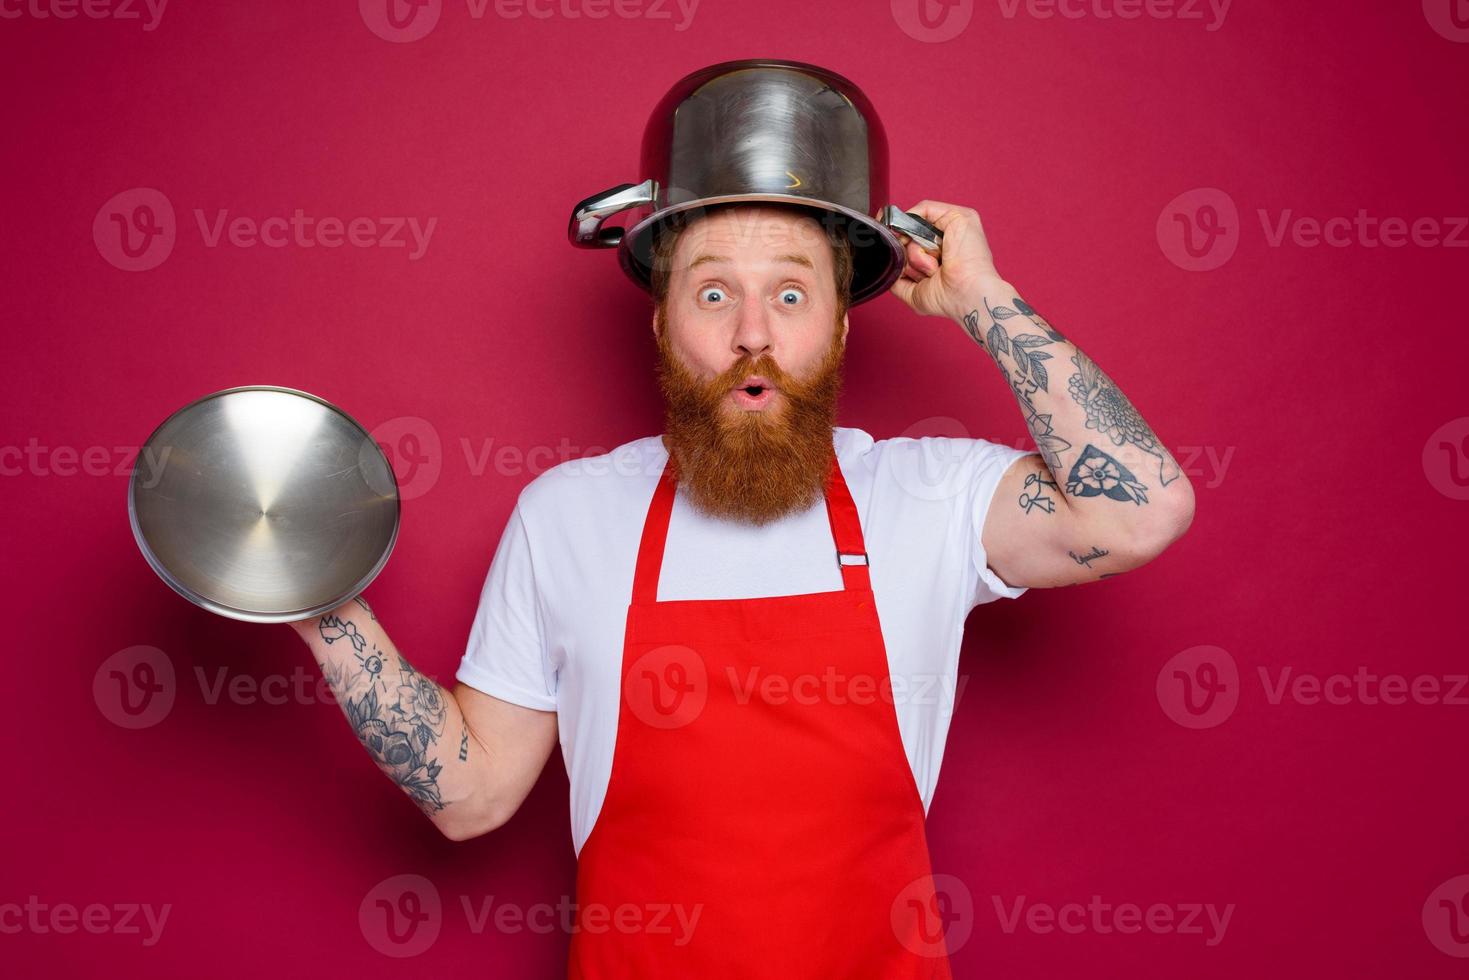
[566,452,954,978]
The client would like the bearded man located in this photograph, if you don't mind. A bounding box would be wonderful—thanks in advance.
[289,200,1195,977]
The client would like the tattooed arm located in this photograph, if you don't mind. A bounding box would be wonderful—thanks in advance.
[961,280,1195,585]
[287,594,558,840]
[887,201,1196,587]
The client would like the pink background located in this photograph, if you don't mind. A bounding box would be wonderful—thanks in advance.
[4,1,1467,976]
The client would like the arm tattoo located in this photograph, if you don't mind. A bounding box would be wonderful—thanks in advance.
[1018,470,1059,515]
[318,615,450,814]
[966,297,1073,475]
[1068,545,1109,567]
[1065,444,1149,505]
[1066,347,1180,486]
[458,722,469,762]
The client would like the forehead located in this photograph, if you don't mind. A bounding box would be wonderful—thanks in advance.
[670,206,832,274]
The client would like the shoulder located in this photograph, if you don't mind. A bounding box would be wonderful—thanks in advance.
[513,433,668,522]
[840,425,1030,498]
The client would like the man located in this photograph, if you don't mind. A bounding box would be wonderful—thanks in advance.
[289,200,1195,976]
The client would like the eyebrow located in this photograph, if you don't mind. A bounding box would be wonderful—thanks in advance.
[686,252,815,272]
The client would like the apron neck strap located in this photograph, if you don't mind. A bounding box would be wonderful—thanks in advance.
[632,451,870,604]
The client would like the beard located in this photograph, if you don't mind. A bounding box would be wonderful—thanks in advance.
[654,306,846,526]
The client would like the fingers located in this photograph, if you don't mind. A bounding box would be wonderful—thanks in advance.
[889,275,914,307]
[907,240,937,274]
[901,200,977,233]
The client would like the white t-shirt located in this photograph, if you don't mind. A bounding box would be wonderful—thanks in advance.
[456,426,1037,856]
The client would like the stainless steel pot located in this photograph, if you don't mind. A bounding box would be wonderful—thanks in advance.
[128,386,400,623]
[568,58,942,306]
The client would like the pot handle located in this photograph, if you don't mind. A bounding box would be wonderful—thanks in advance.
[569,179,657,248]
[879,205,944,252]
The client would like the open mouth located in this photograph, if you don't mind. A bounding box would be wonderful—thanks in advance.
[730,376,776,409]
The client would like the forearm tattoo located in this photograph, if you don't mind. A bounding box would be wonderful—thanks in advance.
[965,291,1176,508]
[316,613,450,814]
[1066,347,1180,486]
[964,297,1072,477]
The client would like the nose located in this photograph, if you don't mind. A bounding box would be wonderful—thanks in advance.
[730,296,773,361]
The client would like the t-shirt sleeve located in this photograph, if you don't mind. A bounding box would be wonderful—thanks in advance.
[963,440,1043,608]
[455,501,558,712]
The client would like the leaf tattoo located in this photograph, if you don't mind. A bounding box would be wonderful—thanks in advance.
[974,296,1073,475]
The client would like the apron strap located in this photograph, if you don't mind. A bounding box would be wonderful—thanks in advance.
[632,451,870,603]
[824,455,872,591]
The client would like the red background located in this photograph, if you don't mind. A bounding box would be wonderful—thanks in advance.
[3,1,1467,977]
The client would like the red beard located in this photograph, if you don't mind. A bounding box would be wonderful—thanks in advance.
[654,306,846,525]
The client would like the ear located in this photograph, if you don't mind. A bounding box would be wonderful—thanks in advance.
[840,311,850,345]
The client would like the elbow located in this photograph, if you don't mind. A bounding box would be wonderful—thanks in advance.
[1127,494,1196,563]
[431,799,515,843]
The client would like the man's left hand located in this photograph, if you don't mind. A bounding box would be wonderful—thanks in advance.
[881,200,1004,321]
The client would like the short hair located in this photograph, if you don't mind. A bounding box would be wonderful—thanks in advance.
[647,203,855,320]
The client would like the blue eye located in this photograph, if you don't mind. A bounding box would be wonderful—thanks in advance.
[779,287,805,305]
[699,287,726,304]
